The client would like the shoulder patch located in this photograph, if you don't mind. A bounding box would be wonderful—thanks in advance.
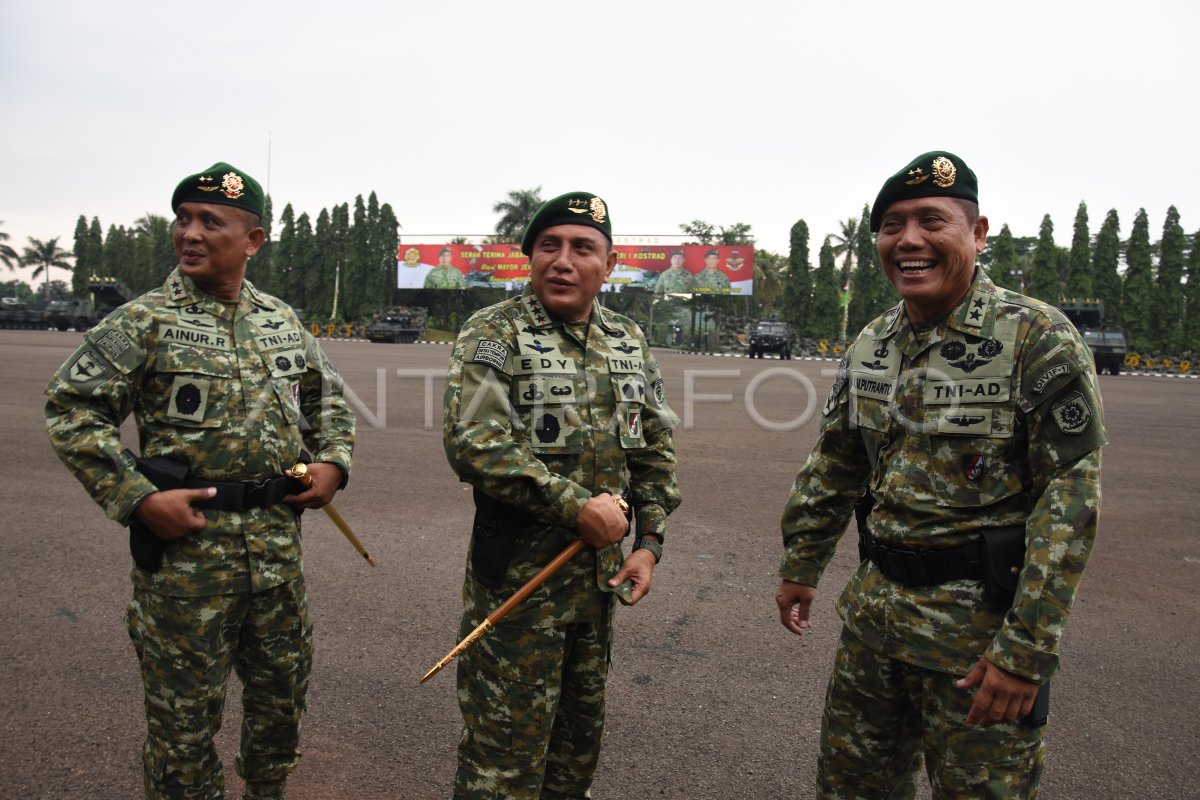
[60,346,116,395]
[1050,391,1092,434]
[86,323,144,374]
[470,339,510,373]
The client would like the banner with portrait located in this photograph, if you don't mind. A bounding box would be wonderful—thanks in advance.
[396,244,753,295]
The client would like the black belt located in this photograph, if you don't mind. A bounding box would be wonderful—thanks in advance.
[858,529,986,587]
[188,475,304,512]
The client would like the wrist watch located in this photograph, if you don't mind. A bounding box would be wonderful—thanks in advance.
[633,536,662,564]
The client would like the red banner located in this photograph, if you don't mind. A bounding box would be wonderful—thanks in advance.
[396,244,753,295]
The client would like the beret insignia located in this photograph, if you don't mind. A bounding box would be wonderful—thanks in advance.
[931,156,957,188]
[221,172,245,199]
[589,197,607,223]
[905,167,929,186]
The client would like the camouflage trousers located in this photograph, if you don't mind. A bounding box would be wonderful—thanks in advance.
[817,626,1045,799]
[454,606,614,799]
[125,579,314,800]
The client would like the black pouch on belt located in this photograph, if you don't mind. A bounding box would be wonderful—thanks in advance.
[979,526,1026,606]
[470,488,532,590]
[123,449,191,574]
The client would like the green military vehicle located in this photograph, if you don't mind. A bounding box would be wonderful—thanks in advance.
[366,306,428,343]
[1059,299,1126,375]
[45,276,133,331]
[747,319,794,359]
[0,297,48,329]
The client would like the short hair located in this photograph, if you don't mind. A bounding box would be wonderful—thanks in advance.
[955,198,979,226]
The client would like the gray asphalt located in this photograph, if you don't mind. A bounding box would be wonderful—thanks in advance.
[1,329,1197,799]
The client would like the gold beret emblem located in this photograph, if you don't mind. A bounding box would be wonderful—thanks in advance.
[904,167,929,186]
[588,197,607,224]
[221,172,246,200]
[931,157,957,188]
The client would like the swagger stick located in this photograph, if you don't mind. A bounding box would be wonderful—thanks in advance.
[289,463,377,566]
[419,496,629,684]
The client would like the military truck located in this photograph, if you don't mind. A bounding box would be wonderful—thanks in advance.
[747,319,793,359]
[0,297,48,329]
[366,306,428,343]
[45,276,133,331]
[1059,299,1126,375]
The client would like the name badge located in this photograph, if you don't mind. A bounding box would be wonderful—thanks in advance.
[158,323,233,351]
[513,354,577,375]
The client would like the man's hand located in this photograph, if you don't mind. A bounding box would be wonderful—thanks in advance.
[575,493,629,549]
[776,580,817,637]
[283,462,341,509]
[608,547,656,605]
[957,657,1040,726]
[133,487,216,540]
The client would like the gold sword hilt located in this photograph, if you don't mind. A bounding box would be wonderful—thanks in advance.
[289,463,377,567]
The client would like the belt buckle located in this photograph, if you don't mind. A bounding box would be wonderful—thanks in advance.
[240,477,270,509]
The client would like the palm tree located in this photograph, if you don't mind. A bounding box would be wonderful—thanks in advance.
[22,236,73,301]
[0,221,19,270]
[829,217,859,340]
[492,187,543,243]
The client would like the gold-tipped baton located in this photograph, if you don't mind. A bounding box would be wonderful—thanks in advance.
[289,463,377,567]
[420,496,629,684]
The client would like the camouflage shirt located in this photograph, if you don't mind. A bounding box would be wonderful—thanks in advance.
[424,265,468,290]
[444,292,681,628]
[655,267,696,294]
[780,269,1105,683]
[45,268,355,597]
[693,267,731,291]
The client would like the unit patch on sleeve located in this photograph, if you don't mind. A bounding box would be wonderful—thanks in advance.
[471,339,510,373]
[1051,390,1091,434]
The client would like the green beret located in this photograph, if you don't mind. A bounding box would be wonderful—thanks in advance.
[520,191,612,256]
[870,151,978,232]
[171,162,265,219]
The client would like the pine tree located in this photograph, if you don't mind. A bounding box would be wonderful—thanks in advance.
[1025,214,1060,302]
[806,236,841,339]
[1067,202,1092,299]
[72,216,93,295]
[275,204,297,306]
[781,219,811,328]
[988,224,1017,290]
[374,202,400,311]
[253,195,276,294]
[1091,210,1122,325]
[848,205,892,334]
[1183,231,1200,351]
[1121,209,1155,351]
[1153,205,1186,351]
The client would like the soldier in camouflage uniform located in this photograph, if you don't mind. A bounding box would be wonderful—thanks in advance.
[654,249,696,294]
[693,248,731,292]
[426,246,469,289]
[443,191,681,798]
[775,152,1105,799]
[45,163,355,800]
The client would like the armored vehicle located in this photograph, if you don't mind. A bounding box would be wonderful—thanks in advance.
[748,319,793,359]
[366,306,428,343]
[0,297,48,329]
[45,276,133,331]
[1059,299,1126,375]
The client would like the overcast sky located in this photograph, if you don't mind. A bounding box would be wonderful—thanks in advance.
[2,0,1197,287]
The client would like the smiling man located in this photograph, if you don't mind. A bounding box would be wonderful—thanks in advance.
[442,191,681,798]
[46,162,354,800]
[774,152,1106,798]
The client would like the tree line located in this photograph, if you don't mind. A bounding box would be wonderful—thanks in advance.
[4,192,1196,354]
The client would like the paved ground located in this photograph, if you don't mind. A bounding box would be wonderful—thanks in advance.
[1,329,1197,799]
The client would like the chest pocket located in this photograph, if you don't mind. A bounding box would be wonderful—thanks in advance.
[261,347,307,426]
[918,322,1027,507]
[610,371,647,448]
[155,344,232,427]
[511,359,584,455]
